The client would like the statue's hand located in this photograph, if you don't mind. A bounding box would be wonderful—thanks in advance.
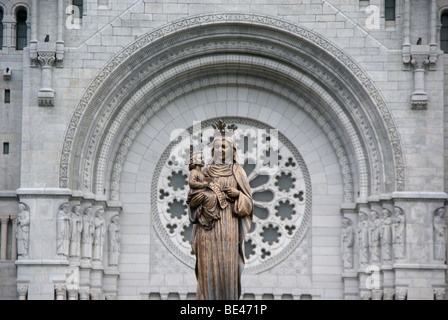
[223,187,240,198]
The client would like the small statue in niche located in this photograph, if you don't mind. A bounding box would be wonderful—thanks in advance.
[392,206,405,259]
[381,208,393,263]
[433,207,447,261]
[108,215,121,266]
[57,203,70,257]
[358,211,370,265]
[16,203,30,258]
[81,206,95,260]
[369,210,381,263]
[341,217,354,270]
[93,208,105,262]
[69,204,83,259]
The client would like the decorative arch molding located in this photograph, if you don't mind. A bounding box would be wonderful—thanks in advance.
[59,13,405,201]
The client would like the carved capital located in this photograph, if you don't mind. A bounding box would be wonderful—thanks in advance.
[395,287,407,300]
[383,288,395,300]
[434,288,446,300]
[410,54,430,71]
[37,51,57,68]
[54,283,67,300]
[16,283,28,300]
[67,288,79,300]
[372,289,383,300]
[79,287,90,300]
[90,288,102,300]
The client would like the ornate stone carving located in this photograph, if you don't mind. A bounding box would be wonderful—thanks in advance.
[381,208,393,263]
[371,289,383,300]
[81,206,95,260]
[392,206,405,259]
[90,288,102,300]
[69,204,83,259]
[369,210,381,263]
[93,208,105,262]
[57,203,70,257]
[16,283,28,300]
[383,288,395,300]
[434,288,446,300]
[54,283,67,300]
[358,211,370,265]
[79,287,90,300]
[341,217,354,270]
[108,215,120,266]
[395,287,407,300]
[433,207,447,261]
[16,203,30,259]
[67,288,79,300]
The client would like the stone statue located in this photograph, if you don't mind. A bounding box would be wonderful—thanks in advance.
[392,206,405,259]
[16,203,30,258]
[369,210,381,263]
[69,204,83,258]
[381,208,393,262]
[341,217,354,270]
[108,215,120,266]
[81,206,95,260]
[57,203,70,257]
[433,207,447,261]
[93,208,105,262]
[187,121,253,300]
[357,211,369,265]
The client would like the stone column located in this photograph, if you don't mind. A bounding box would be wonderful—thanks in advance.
[29,0,38,66]
[0,216,9,260]
[37,49,56,106]
[401,0,411,68]
[410,52,429,109]
[55,0,64,67]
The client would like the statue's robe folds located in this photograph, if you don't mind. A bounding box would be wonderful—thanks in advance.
[188,163,253,300]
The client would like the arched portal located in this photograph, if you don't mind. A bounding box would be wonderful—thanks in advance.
[59,13,404,202]
[57,13,406,298]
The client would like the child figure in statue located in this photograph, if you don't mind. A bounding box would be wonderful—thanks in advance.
[187,146,220,231]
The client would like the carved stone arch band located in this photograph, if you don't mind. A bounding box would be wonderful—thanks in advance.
[107,74,356,203]
[59,13,405,200]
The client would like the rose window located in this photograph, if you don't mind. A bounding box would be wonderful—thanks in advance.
[152,118,311,273]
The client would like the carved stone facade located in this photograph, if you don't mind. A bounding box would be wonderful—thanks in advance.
[0,0,448,300]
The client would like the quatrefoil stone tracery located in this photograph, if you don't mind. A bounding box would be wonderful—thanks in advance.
[153,119,311,273]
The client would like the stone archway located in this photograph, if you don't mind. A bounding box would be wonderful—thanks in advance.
[55,13,408,299]
[59,13,404,202]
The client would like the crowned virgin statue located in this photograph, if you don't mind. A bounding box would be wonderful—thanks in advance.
[187,121,253,300]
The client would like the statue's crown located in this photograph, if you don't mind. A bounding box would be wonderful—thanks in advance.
[211,120,238,136]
